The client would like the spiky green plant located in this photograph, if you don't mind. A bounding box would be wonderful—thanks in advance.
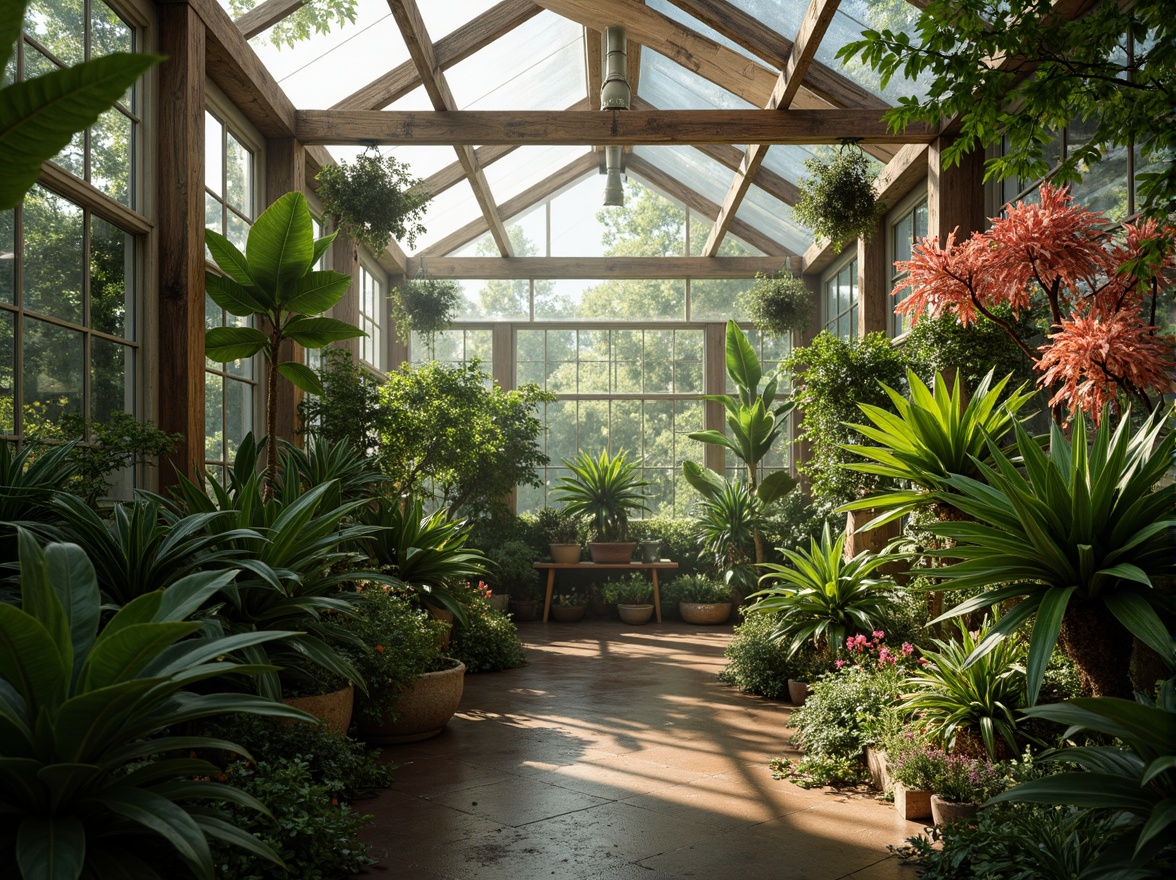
[554,449,650,542]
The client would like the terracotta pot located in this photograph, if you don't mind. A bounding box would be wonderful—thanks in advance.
[282,683,354,736]
[864,746,891,792]
[931,795,979,826]
[509,599,538,621]
[487,593,509,613]
[894,782,934,821]
[680,602,732,625]
[617,603,654,625]
[589,541,636,563]
[551,604,586,623]
[549,543,582,564]
[787,679,811,705]
[360,659,466,745]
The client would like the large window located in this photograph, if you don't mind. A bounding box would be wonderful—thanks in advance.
[204,109,258,479]
[889,194,928,337]
[823,257,859,341]
[358,262,384,371]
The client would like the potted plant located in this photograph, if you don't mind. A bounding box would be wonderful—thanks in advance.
[341,587,466,744]
[792,142,882,252]
[555,449,649,563]
[551,590,589,623]
[786,647,832,707]
[928,753,1007,826]
[603,573,654,625]
[671,574,734,625]
[744,269,814,338]
[388,276,462,343]
[888,740,938,821]
[488,539,542,620]
[537,506,582,564]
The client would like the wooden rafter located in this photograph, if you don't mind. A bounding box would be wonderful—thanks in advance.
[625,154,792,257]
[234,0,304,40]
[334,0,541,110]
[418,152,601,258]
[388,0,513,257]
[294,109,936,146]
[703,0,839,256]
[692,143,799,205]
[412,256,787,279]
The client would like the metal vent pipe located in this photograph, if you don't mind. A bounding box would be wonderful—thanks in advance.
[600,26,630,205]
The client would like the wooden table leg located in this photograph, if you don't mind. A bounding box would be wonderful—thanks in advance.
[651,569,662,623]
[542,568,556,623]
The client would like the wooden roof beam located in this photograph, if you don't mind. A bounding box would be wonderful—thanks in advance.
[234,0,304,40]
[413,256,788,280]
[295,108,936,145]
[703,0,839,256]
[334,0,541,110]
[388,0,513,257]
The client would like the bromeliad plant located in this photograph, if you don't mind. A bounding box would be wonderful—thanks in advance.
[748,522,901,660]
[0,531,309,879]
[555,449,649,543]
[204,191,363,482]
[929,405,1175,701]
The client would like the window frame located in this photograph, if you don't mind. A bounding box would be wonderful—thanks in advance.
[821,251,859,341]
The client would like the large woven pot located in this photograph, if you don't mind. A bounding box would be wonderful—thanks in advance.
[360,659,466,745]
[549,543,582,564]
[931,795,979,826]
[680,602,732,625]
[283,683,354,736]
[617,603,653,625]
[589,542,636,563]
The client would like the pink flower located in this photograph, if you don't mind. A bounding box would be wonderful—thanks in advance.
[901,642,914,656]
[835,659,846,668]
[872,631,885,640]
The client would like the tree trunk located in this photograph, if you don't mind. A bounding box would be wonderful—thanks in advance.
[263,333,281,500]
[1057,601,1135,699]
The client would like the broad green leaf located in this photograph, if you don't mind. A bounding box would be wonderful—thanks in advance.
[192,814,286,868]
[682,460,725,499]
[17,530,70,662]
[276,361,324,395]
[102,787,213,875]
[155,570,237,623]
[1103,590,1175,664]
[204,230,255,287]
[1025,585,1075,705]
[1,1,26,76]
[0,605,67,715]
[283,315,364,348]
[757,469,797,505]
[724,320,761,391]
[0,52,160,209]
[16,816,85,880]
[204,326,269,362]
[43,542,100,680]
[205,273,265,317]
[246,191,313,292]
[81,622,202,691]
[282,270,352,315]
[311,232,336,265]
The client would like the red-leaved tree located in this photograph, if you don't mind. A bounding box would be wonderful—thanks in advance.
[893,182,1174,423]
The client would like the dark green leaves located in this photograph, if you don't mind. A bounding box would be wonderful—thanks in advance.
[204,327,269,362]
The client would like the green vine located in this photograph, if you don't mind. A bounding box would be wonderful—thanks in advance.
[793,144,883,252]
[316,148,430,255]
[744,270,814,337]
[389,276,462,342]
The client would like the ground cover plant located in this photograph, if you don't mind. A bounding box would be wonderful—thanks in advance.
[719,612,793,699]
[450,594,527,674]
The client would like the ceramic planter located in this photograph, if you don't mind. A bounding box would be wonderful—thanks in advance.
[638,541,660,563]
[617,603,654,625]
[551,604,587,622]
[509,599,538,621]
[931,795,979,826]
[787,679,811,705]
[360,659,466,745]
[283,683,354,736]
[894,782,934,821]
[679,602,732,625]
[589,541,636,563]
[549,543,582,564]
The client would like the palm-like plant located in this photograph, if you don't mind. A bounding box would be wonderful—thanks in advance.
[990,679,1176,874]
[277,436,387,509]
[840,369,1036,527]
[0,531,308,879]
[554,449,649,542]
[694,479,763,594]
[0,440,75,532]
[748,522,900,659]
[901,618,1027,759]
[929,406,1175,701]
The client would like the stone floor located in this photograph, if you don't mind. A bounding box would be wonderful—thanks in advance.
[358,618,924,879]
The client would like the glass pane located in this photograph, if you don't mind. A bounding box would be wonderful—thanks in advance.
[1071,143,1130,222]
[22,187,83,323]
[205,112,223,198]
[225,133,252,217]
[205,370,224,463]
[0,210,13,304]
[691,277,753,322]
[92,0,133,58]
[226,210,250,251]
[0,310,13,433]
[91,337,130,424]
[464,277,530,320]
[224,377,252,462]
[27,0,84,66]
[23,318,84,428]
[90,215,132,337]
[205,192,222,234]
[91,106,132,205]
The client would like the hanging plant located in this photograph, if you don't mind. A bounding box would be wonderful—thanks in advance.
[745,270,814,337]
[389,276,462,342]
[793,143,882,252]
[316,147,431,255]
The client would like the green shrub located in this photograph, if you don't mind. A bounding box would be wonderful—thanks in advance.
[770,754,869,788]
[664,574,731,604]
[603,572,653,604]
[791,665,904,763]
[488,539,541,600]
[208,758,376,880]
[451,596,528,673]
[719,612,794,699]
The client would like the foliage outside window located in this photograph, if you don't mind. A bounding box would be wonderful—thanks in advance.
[358,262,383,371]
[888,196,927,337]
[822,257,859,341]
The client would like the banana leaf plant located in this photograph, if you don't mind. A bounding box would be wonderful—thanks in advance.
[203,191,363,484]
[990,679,1176,875]
[928,405,1175,702]
[840,369,1036,528]
[0,530,309,879]
[684,321,796,563]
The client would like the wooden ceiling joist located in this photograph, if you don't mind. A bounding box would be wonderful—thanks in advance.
[703,0,839,256]
[412,256,788,280]
[234,0,304,40]
[334,0,541,111]
[295,108,936,146]
[388,0,513,257]
[692,143,799,205]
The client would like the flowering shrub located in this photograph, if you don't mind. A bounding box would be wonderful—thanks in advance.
[837,630,922,673]
[893,182,1174,422]
[891,746,1008,803]
[790,662,906,765]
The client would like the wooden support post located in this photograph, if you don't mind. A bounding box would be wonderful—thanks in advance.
[156,4,207,492]
[266,136,306,446]
[858,216,889,337]
[330,230,361,361]
[928,136,986,246]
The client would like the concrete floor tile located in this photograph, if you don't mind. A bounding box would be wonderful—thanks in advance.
[425,775,612,827]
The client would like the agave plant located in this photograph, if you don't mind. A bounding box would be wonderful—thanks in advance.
[990,679,1176,874]
[554,449,649,542]
[360,496,489,618]
[748,521,900,659]
[277,436,387,508]
[0,530,308,879]
[840,369,1036,527]
[929,405,1175,701]
[901,618,1027,759]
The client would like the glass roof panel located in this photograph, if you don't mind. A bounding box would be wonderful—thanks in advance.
[639,50,754,111]
[483,146,592,205]
[762,144,824,187]
[645,0,761,65]
[247,0,410,109]
[549,173,612,257]
[417,0,500,42]
[446,12,585,110]
[735,186,811,255]
[411,177,483,254]
[631,146,733,207]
